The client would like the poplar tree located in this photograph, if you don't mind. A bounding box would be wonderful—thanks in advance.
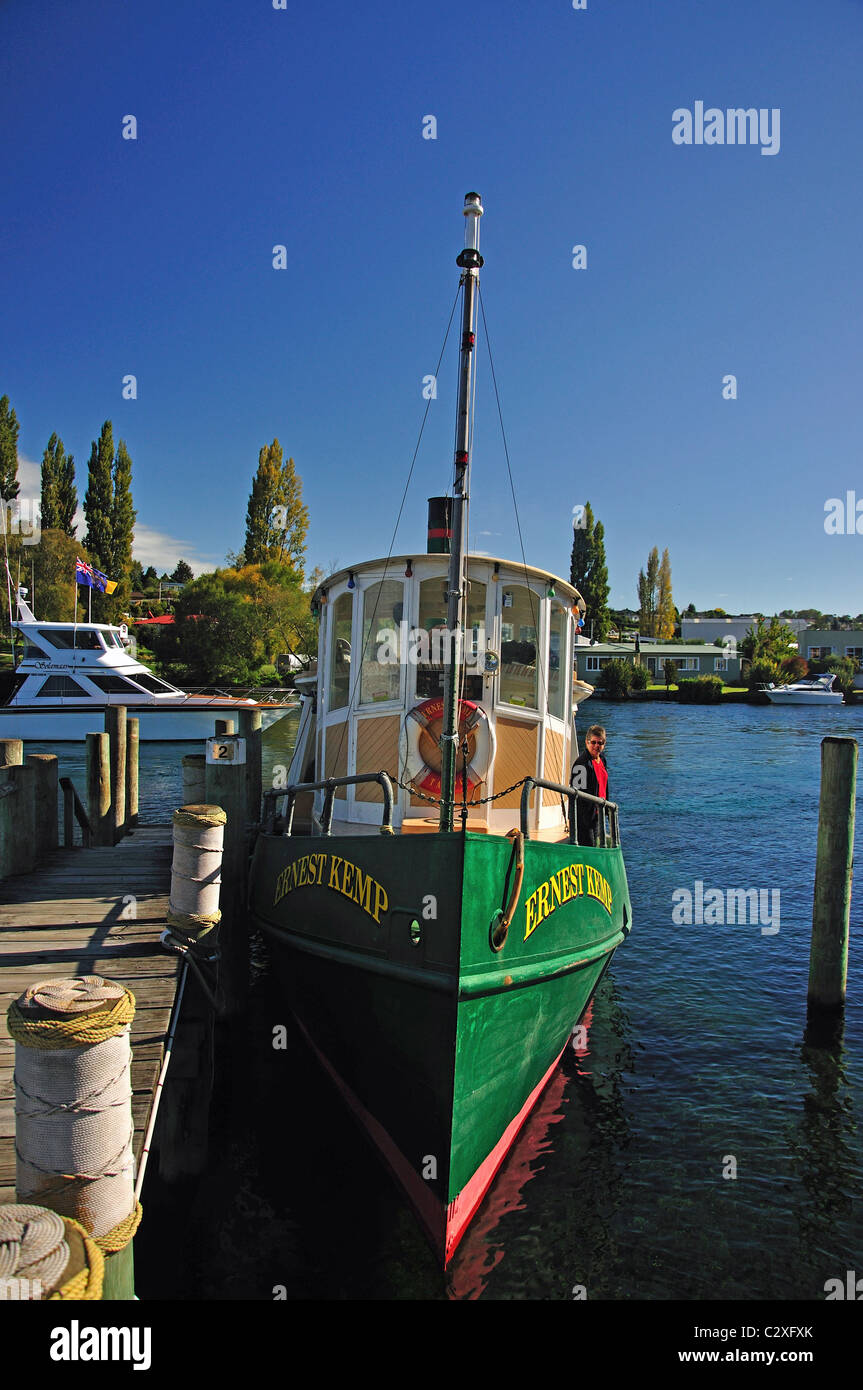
[569,501,610,640]
[109,440,136,615]
[656,548,675,639]
[83,421,115,572]
[41,434,77,536]
[243,440,309,571]
[0,395,20,501]
[637,546,660,636]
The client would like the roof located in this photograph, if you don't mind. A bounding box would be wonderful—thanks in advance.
[314,552,585,608]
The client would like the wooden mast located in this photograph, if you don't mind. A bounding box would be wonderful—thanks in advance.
[439,192,483,832]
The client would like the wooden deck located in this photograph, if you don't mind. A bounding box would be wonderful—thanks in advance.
[0,825,176,1202]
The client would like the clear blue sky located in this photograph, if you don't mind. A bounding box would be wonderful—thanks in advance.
[1,0,861,616]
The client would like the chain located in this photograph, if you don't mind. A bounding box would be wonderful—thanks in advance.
[388,773,532,808]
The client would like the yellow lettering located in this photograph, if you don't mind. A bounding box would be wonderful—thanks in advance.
[341,861,354,898]
[353,867,372,914]
[524,891,537,940]
[372,881,388,923]
[537,881,550,926]
[298,857,308,887]
[572,864,584,896]
[551,871,562,911]
[329,855,342,889]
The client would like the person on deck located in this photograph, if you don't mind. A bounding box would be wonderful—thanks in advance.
[570,725,609,846]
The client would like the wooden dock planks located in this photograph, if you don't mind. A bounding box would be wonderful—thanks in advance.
[0,826,176,1201]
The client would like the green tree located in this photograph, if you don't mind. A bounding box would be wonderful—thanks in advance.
[109,440,136,617]
[243,440,309,571]
[740,616,797,665]
[656,548,675,639]
[83,421,114,574]
[0,395,19,502]
[40,434,77,536]
[170,560,194,584]
[569,501,610,640]
[637,547,660,636]
[663,657,678,695]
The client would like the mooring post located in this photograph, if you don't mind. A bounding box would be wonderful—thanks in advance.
[0,762,36,875]
[8,976,141,1300]
[239,707,263,824]
[205,738,248,1018]
[27,752,59,861]
[0,741,24,878]
[158,805,225,1182]
[182,753,206,805]
[87,731,112,847]
[126,716,139,829]
[0,738,23,768]
[105,705,127,843]
[808,735,858,1012]
[214,717,235,736]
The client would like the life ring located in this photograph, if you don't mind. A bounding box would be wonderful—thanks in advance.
[400,697,495,798]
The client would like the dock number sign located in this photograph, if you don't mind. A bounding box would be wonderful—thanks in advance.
[206,737,247,765]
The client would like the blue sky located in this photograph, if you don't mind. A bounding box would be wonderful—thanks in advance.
[1,0,861,615]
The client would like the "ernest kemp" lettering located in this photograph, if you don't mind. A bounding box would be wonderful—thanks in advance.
[525,862,613,940]
[273,852,388,923]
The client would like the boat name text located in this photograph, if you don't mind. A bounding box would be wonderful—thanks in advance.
[525,862,612,939]
[273,853,389,923]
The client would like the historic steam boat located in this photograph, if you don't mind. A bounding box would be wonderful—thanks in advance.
[248,194,632,1264]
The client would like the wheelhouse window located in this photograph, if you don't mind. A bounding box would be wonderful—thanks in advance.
[37,628,103,650]
[547,606,568,720]
[415,575,486,699]
[86,674,144,694]
[18,636,51,660]
[360,579,403,705]
[35,676,88,697]
[327,592,353,712]
[125,672,180,694]
[499,586,539,709]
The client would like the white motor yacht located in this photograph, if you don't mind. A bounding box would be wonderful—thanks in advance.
[761,674,844,705]
[0,590,295,740]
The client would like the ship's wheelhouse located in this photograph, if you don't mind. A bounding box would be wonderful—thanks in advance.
[303,554,585,836]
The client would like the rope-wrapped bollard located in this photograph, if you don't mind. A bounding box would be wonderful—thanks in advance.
[166,804,226,945]
[8,976,141,1300]
[0,1205,104,1300]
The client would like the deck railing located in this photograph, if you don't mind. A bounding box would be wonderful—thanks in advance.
[263,772,395,837]
[518,777,620,847]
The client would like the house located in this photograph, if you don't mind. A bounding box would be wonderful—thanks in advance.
[574,641,743,685]
[799,629,863,688]
[681,614,809,645]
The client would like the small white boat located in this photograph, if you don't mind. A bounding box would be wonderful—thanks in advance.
[761,674,844,706]
[0,590,296,741]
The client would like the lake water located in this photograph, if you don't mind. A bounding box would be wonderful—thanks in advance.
[33,701,863,1301]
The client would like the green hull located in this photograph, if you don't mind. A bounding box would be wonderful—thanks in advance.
[249,829,630,1262]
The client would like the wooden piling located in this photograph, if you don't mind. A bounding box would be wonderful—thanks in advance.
[205,740,248,1018]
[182,753,206,806]
[0,764,35,875]
[105,706,127,843]
[26,752,58,860]
[239,707,263,824]
[0,738,23,768]
[126,717,139,829]
[808,736,858,1012]
[87,731,112,847]
[215,717,235,736]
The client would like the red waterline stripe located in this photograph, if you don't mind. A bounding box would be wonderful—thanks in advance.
[445,1043,567,1264]
[427,528,452,538]
[293,1014,446,1261]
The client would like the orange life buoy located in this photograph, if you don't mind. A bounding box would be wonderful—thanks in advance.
[400,697,495,798]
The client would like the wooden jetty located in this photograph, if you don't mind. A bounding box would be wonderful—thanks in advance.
[0,825,175,1204]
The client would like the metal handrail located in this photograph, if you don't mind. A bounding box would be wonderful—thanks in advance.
[263,771,395,838]
[519,777,620,847]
